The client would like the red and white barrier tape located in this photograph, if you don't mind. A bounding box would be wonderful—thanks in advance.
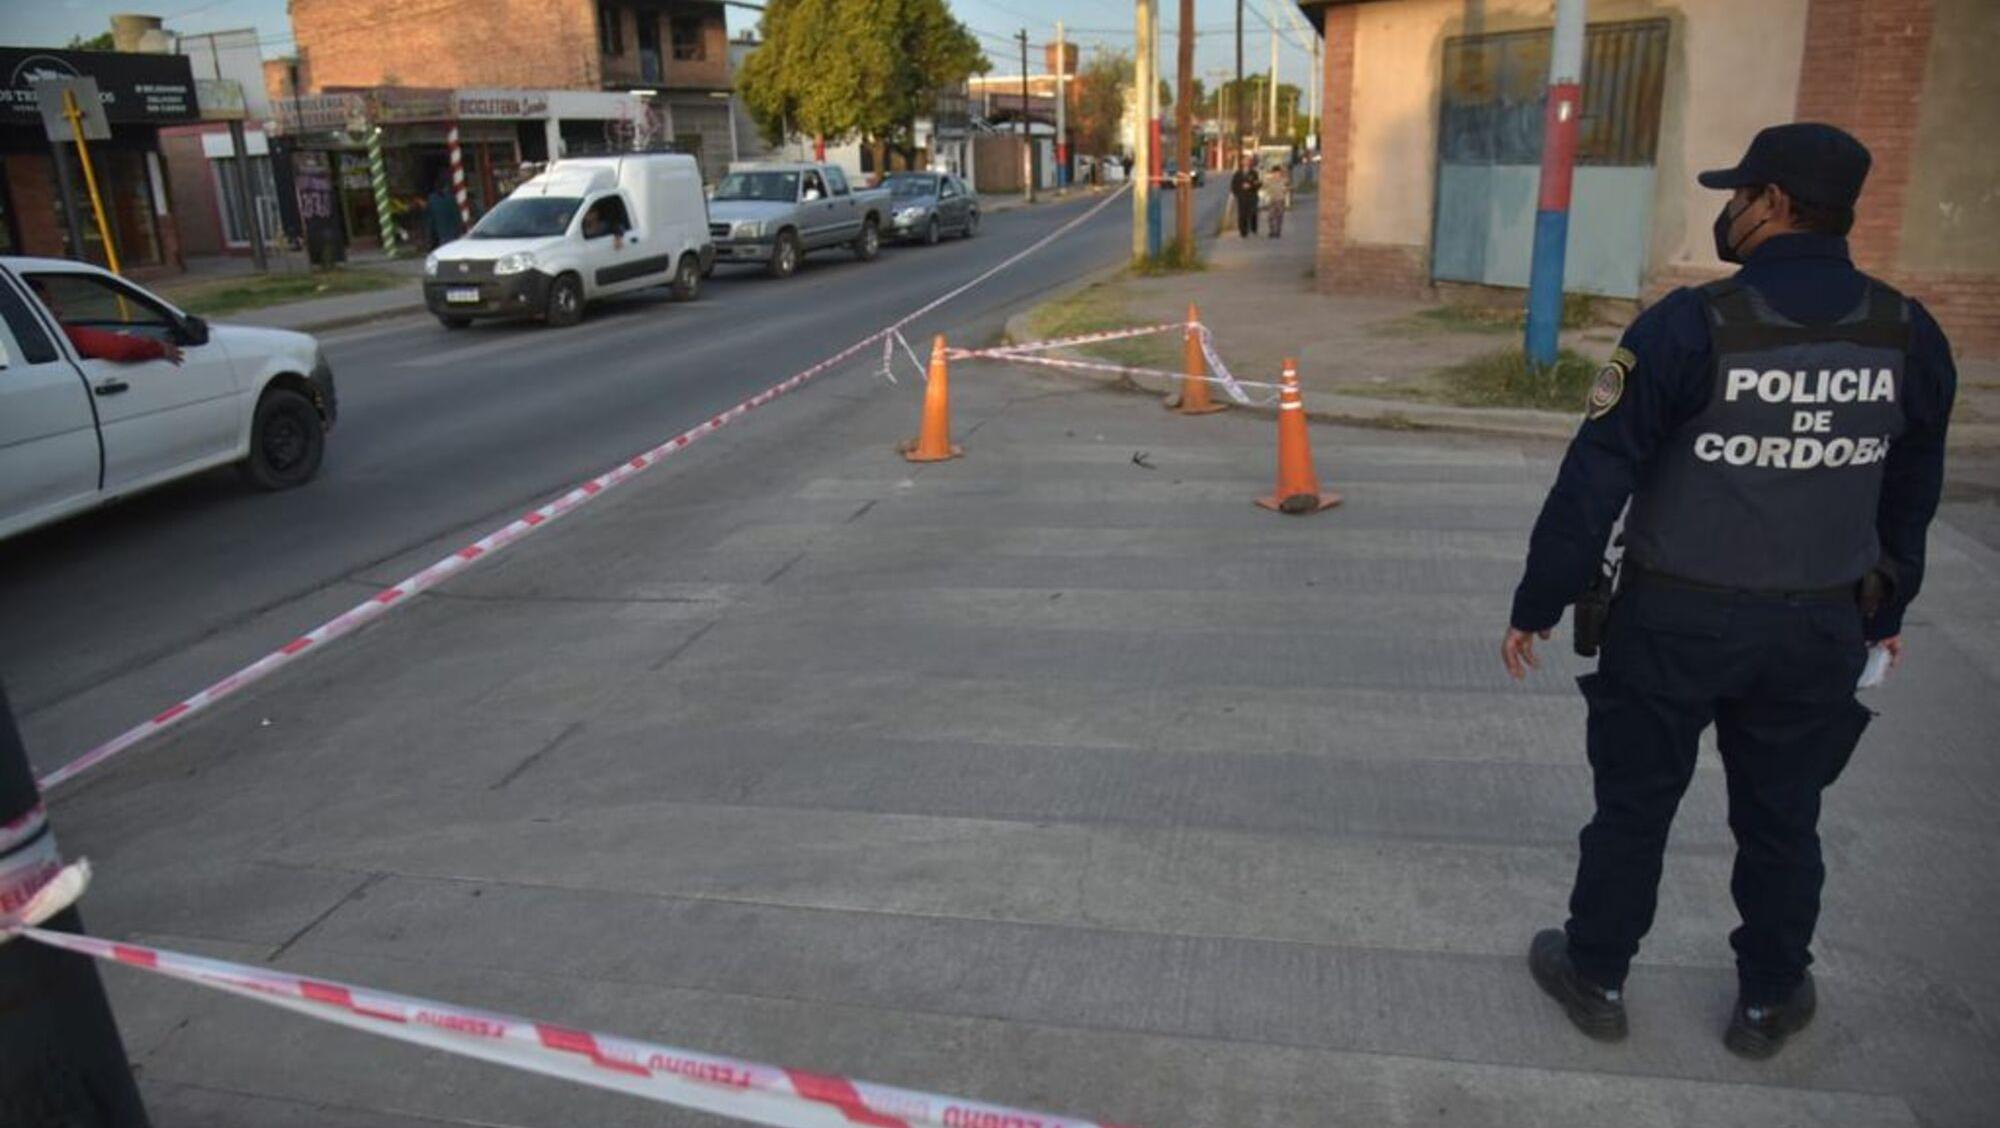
[39,184,1132,793]
[940,323,1278,407]
[0,804,59,917]
[2,866,1129,1128]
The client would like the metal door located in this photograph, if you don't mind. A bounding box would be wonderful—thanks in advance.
[1431,19,1668,299]
[0,273,100,538]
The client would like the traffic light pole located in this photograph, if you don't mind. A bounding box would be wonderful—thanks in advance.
[0,683,149,1127]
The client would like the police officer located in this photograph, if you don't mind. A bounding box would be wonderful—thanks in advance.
[1499,123,1957,1058]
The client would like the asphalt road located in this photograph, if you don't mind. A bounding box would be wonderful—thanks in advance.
[4,183,1224,774]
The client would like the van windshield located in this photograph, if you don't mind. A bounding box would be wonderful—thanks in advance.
[468,197,581,238]
[714,172,800,202]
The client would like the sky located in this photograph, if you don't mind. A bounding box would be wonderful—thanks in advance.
[12,0,1321,97]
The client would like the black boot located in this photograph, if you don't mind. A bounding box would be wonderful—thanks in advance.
[1725,973,1816,1060]
[1530,929,1628,1041]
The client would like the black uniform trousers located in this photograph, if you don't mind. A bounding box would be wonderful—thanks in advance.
[1234,192,1259,237]
[1564,579,1873,1005]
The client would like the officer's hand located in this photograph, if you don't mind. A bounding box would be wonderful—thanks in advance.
[1501,627,1551,680]
[1879,635,1905,669]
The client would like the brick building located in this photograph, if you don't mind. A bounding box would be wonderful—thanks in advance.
[1297,0,2000,356]
[288,0,736,180]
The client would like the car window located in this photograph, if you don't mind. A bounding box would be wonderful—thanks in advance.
[0,276,59,365]
[938,179,957,199]
[823,166,849,196]
[26,272,179,340]
[802,172,825,200]
[581,196,631,238]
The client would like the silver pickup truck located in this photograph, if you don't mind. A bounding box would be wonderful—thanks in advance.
[706,162,890,278]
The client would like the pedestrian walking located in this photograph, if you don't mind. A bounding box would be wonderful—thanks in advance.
[1263,162,1290,238]
[425,179,462,248]
[1501,123,1957,1059]
[1228,155,1260,238]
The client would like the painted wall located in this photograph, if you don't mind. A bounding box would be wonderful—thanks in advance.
[1897,0,2000,274]
[1335,0,1808,280]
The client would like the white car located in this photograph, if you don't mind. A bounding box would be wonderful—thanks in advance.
[425,152,713,328]
[0,256,337,543]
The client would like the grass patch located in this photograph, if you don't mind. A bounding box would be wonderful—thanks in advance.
[1436,347,1599,412]
[1133,240,1206,274]
[1372,292,1599,338]
[161,268,408,318]
[1018,279,1178,370]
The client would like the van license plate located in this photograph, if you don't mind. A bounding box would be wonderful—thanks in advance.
[446,287,480,304]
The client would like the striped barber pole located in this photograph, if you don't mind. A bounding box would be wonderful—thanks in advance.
[447,122,470,224]
[366,126,400,256]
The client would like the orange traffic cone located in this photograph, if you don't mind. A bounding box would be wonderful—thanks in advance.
[900,334,963,462]
[1169,302,1226,415]
[1256,357,1341,514]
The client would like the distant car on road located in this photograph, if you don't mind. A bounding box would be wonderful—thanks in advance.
[1,257,337,541]
[425,152,712,329]
[1161,160,1206,188]
[881,172,980,244]
[706,162,891,277]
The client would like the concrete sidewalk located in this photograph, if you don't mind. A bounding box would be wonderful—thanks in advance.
[1019,211,2000,449]
[46,344,2000,1126]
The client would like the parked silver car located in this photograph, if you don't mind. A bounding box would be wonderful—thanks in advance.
[706,162,890,278]
[882,172,980,245]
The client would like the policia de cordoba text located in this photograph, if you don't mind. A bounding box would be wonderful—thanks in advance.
[1500,121,1959,1061]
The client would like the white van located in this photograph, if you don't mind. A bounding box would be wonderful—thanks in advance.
[424,152,713,328]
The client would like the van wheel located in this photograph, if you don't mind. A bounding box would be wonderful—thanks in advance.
[238,387,325,491]
[545,273,583,327]
[853,217,881,261]
[670,253,700,301]
[768,231,800,278]
[437,315,471,329]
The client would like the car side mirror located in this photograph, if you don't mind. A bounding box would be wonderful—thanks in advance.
[180,314,209,346]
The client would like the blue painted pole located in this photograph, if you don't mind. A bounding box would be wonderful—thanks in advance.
[1525,0,1585,368]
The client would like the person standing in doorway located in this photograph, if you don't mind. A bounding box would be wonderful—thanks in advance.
[426,179,462,249]
[1229,155,1260,238]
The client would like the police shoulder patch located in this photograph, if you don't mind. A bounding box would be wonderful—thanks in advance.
[1585,347,1635,421]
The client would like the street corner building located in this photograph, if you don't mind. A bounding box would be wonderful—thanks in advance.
[0,45,197,273]
[1294,0,2000,356]
[285,0,738,184]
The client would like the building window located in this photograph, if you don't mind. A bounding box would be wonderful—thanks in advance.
[599,3,624,55]
[213,156,278,246]
[1439,18,1667,167]
[671,14,707,61]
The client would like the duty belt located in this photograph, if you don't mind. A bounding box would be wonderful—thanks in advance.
[1621,562,1857,604]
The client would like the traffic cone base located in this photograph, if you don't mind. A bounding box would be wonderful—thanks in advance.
[1256,490,1342,513]
[902,333,963,462]
[1171,302,1227,415]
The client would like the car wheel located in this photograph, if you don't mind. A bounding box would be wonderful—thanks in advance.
[670,252,700,301]
[923,215,941,246]
[437,315,471,330]
[853,218,881,261]
[545,273,583,327]
[768,231,800,278]
[962,209,979,238]
[237,387,325,491]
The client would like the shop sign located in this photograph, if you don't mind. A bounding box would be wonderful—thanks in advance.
[2,47,196,125]
[371,87,454,123]
[273,91,368,133]
[454,90,550,120]
[195,78,247,121]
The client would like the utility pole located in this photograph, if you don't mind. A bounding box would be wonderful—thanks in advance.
[1017,29,1035,204]
[1144,0,1160,262]
[1268,22,1279,146]
[1233,0,1245,164]
[0,681,151,1126]
[1054,21,1068,190]
[1525,0,1584,367]
[1174,0,1194,255]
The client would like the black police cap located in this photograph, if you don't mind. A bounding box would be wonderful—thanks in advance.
[1697,122,1871,209]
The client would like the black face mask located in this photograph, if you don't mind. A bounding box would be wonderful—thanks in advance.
[1712,197,1770,264]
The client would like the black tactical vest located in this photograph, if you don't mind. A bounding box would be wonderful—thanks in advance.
[1623,279,1908,590]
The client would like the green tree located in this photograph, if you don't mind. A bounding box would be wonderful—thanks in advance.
[66,31,115,51]
[1071,51,1132,157]
[737,0,986,168]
